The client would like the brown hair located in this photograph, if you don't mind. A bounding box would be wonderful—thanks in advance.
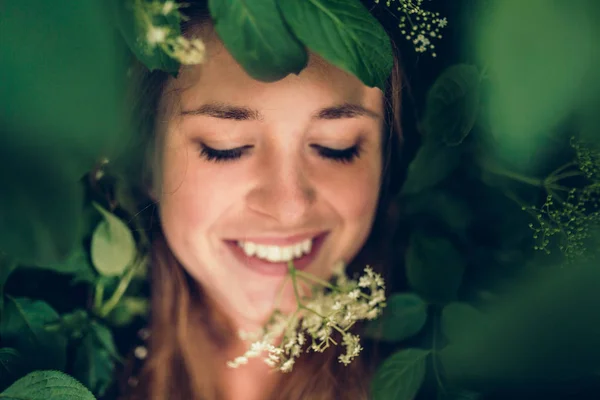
[122,1,404,398]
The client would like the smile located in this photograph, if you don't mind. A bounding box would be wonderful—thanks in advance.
[223,232,329,276]
[236,238,312,263]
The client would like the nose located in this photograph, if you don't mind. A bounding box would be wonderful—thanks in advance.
[245,154,316,225]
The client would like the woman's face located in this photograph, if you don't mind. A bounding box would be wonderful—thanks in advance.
[156,37,384,332]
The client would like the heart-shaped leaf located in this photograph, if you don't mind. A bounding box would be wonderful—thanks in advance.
[90,203,136,277]
[422,64,481,146]
[277,0,393,91]
[209,0,308,82]
[371,348,430,400]
[1,370,95,400]
[364,293,427,342]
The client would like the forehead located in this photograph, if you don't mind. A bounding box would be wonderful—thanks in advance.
[168,37,382,113]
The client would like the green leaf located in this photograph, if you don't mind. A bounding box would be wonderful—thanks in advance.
[405,232,466,304]
[0,348,24,391]
[441,303,485,344]
[111,0,181,74]
[371,348,430,400]
[0,297,67,371]
[72,333,115,398]
[208,0,308,82]
[364,293,427,342]
[29,247,96,281]
[0,1,129,266]
[401,142,461,196]
[277,0,393,91]
[422,64,481,146]
[90,203,136,277]
[403,190,472,238]
[107,296,150,327]
[478,0,596,161]
[90,321,122,362]
[0,370,95,400]
[0,165,85,266]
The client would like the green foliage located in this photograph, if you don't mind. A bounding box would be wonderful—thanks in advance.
[72,322,119,398]
[478,0,598,164]
[90,203,137,277]
[277,0,393,91]
[400,143,462,195]
[364,293,427,342]
[209,0,308,82]
[112,0,182,74]
[422,64,481,146]
[371,348,430,400]
[0,1,130,266]
[1,0,600,399]
[0,370,95,400]
[405,232,466,304]
[0,297,67,372]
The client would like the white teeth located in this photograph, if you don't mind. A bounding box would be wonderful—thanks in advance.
[242,241,256,257]
[301,238,312,253]
[293,243,303,258]
[237,237,315,263]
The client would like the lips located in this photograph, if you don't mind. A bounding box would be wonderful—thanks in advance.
[223,232,329,277]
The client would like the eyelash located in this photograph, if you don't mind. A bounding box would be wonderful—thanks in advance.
[198,143,361,164]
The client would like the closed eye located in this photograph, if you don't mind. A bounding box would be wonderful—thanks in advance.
[311,144,361,164]
[198,143,252,162]
[197,143,361,164]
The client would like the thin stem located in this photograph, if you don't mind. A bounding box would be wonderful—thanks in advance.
[489,166,544,187]
[546,170,585,183]
[94,280,105,311]
[548,161,577,178]
[98,257,144,318]
[295,270,338,291]
[431,316,446,395]
[272,274,290,310]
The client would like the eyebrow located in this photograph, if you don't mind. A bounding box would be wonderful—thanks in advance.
[180,102,382,121]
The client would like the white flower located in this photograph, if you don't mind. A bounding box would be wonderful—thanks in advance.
[438,17,448,28]
[162,0,175,15]
[146,26,169,46]
[226,262,387,373]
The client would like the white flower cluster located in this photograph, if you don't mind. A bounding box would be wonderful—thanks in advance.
[226,262,387,372]
[374,0,447,57]
[138,0,206,65]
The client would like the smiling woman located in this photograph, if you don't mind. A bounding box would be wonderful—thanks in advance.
[122,1,404,399]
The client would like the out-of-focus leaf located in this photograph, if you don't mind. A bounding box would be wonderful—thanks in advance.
[111,0,181,74]
[364,293,427,342]
[403,190,472,238]
[478,0,596,166]
[401,143,462,196]
[90,203,137,277]
[72,331,115,398]
[0,1,129,265]
[0,297,67,371]
[422,64,481,146]
[405,232,466,304]
[440,263,600,386]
